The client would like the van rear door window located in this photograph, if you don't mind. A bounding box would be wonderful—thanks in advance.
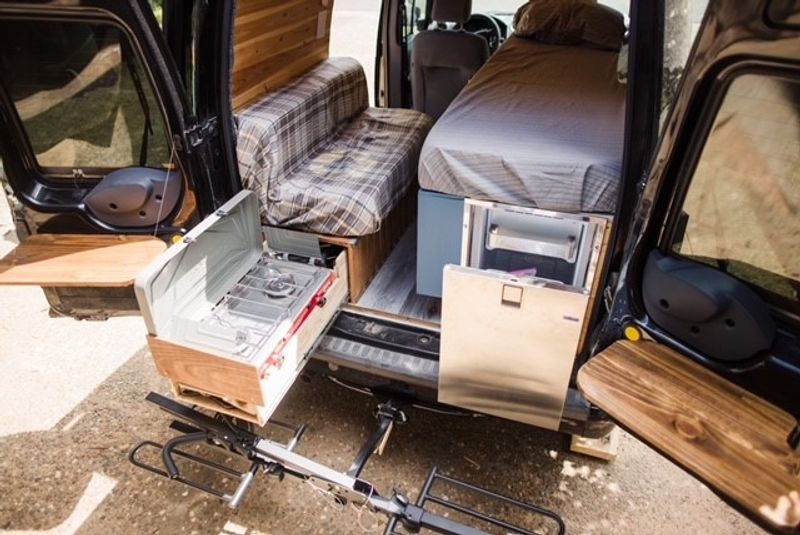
[0,19,170,173]
[672,73,800,311]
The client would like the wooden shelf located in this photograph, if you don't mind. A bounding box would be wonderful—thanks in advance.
[0,234,166,287]
[578,340,800,532]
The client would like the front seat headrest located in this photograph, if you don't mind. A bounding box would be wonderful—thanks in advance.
[431,0,472,24]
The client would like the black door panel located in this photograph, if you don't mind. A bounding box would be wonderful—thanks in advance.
[642,251,776,363]
[587,2,800,524]
[0,0,210,319]
[84,167,182,228]
[0,0,229,233]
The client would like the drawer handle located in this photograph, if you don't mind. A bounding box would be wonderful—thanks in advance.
[487,225,578,263]
[501,284,523,307]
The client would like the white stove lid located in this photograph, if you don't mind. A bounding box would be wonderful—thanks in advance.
[135,190,263,337]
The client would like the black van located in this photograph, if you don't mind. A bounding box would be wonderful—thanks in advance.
[0,1,798,533]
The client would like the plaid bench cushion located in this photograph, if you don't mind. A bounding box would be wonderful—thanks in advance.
[236,58,432,236]
[265,107,431,236]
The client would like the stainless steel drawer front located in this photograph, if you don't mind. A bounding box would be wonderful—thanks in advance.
[438,266,589,430]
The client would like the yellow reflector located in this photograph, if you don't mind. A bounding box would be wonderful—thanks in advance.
[171,235,183,245]
[624,325,642,342]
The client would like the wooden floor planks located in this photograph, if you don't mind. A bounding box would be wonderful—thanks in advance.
[357,225,441,323]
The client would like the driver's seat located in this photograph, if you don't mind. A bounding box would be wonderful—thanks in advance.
[411,0,489,120]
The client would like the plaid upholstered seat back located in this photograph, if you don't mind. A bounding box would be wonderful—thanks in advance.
[235,57,432,236]
[237,58,369,192]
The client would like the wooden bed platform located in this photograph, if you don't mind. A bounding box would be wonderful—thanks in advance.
[578,340,800,532]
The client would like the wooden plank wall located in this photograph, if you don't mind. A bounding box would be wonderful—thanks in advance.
[232,0,334,110]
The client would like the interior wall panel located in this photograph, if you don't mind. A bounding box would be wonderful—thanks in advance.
[232,0,333,110]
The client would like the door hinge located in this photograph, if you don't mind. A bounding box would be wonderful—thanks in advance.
[637,170,649,193]
[184,116,219,149]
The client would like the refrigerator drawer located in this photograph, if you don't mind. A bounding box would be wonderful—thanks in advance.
[462,200,609,290]
[438,265,589,430]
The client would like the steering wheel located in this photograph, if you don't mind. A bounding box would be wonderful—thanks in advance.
[463,13,503,53]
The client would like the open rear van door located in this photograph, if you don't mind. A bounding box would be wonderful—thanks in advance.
[0,0,228,319]
[577,1,800,532]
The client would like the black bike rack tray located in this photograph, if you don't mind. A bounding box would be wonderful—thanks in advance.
[384,466,565,535]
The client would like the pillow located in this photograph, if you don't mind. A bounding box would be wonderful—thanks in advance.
[513,0,626,51]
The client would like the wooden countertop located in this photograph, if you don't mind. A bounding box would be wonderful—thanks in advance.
[0,234,166,287]
[578,340,800,532]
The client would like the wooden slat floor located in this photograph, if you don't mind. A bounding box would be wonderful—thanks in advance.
[357,224,442,323]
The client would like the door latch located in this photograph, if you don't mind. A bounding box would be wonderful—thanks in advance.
[184,116,219,149]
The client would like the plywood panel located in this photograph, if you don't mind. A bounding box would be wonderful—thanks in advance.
[0,234,166,287]
[578,340,800,531]
[576,218,611,356]
[232,0,333,110]
[319,186,416,302]
[149,336,266,406]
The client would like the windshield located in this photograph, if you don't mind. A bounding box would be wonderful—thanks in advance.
[472,0,630,20]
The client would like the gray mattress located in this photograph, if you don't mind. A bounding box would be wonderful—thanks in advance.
[418,36,626,214]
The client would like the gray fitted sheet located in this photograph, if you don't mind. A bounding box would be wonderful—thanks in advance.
[418,36,626,214]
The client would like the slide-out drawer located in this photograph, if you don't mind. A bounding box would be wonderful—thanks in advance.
[148,252,348,426]
[135,191,350,426]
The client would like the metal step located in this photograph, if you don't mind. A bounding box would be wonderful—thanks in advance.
[315,309,613,438]
[314,310,440,389]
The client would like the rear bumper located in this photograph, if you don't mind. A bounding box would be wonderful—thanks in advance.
[313,308,614,438]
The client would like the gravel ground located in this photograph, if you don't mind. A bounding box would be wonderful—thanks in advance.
[0,343,765,535]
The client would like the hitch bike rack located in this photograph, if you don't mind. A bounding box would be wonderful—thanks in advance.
[130,392,564,535]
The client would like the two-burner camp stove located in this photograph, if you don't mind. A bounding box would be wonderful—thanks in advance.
[193,256,330,364]
[135,191,347,425]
